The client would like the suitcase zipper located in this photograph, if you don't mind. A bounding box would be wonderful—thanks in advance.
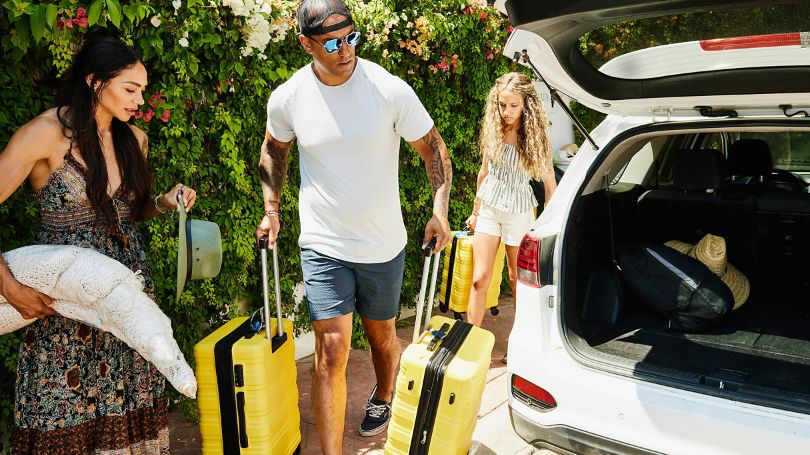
[410,320,473,455]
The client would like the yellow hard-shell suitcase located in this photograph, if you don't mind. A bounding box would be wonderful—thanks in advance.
[438,230,505,318]
[194,239,301,454]
[385,244,495,455]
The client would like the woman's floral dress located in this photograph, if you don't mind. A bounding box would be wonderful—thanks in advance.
[11,153,169,455]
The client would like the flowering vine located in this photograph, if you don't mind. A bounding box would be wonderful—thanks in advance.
[221,0,296,57]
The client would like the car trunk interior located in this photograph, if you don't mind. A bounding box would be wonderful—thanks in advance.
[563,127,810,409]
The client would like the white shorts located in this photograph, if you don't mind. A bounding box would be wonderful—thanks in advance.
[475,203,535,246]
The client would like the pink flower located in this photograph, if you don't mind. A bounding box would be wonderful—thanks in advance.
[149,93,165,108]
[57,20,64,30]
[65,19,74,28]
[143,108,154,122]
[507,26,514,34]
[74,17,88,28]
[160,109,171,123]
[436,58,450,72]
[76,7,87,18]
[486,51,494,60]
[134,110,144,119]
[479,11,488,20]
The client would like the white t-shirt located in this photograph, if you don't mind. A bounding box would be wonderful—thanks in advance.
[266,58,434,263]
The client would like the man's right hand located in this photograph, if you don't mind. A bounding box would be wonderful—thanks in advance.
[1,277,55,320]
[255,213,281,248]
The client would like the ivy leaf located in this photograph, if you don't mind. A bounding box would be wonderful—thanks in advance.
[233,62,244,77]
[136,5,149,22]
[44,4,58,31]
[28,4,46,43]
[106,0,122,27]
[123,4,137,24]
[88,0,104,26]
[13,14,31,47]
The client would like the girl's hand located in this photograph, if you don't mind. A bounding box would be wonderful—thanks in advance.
[464,213,478,231]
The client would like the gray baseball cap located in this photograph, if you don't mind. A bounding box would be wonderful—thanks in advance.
[297,0,354,36]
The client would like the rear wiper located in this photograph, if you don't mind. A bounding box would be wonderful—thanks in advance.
[514,50,600,151]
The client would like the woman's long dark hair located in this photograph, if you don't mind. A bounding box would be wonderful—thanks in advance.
[56,36,153,225]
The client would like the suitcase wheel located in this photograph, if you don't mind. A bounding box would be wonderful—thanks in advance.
[453,311,464,321]
[490,307,500,316]
[439,302,449,313]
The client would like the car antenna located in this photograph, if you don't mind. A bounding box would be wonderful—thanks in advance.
[516,50,600,151]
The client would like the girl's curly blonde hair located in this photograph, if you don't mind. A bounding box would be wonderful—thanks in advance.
[479,72,552,180]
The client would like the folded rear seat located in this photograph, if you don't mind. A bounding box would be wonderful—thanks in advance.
[637,148,757,274]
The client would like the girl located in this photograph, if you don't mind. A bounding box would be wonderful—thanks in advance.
[466,72,557,329]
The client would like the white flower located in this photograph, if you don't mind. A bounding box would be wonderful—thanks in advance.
[172,0,182,10]
[224,0,293,53]
[150,15,161,27]
[243,13,271,52]
[178,37,189,47]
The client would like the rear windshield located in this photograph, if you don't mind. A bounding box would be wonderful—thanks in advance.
[580,3,810,78]
[734,132,810,172]
[653,131,810,187]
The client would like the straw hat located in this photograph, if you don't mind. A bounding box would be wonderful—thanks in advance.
[176,190,222,303]
[664,234,749,310]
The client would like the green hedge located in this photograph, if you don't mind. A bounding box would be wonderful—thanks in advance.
[0,0,514,440]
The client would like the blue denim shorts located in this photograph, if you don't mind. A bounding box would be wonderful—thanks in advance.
[300,248,405,321]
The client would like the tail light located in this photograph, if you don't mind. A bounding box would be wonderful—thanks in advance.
[700,32,808,51]
[517,232,541,287]
[512,374,557,411]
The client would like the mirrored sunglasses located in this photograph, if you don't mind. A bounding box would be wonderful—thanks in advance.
[320,31,361,54]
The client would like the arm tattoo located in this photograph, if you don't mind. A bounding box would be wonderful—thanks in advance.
[420,126,452,218]
[259,139,290,206]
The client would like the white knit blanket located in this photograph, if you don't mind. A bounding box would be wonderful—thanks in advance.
[0,245,197,398]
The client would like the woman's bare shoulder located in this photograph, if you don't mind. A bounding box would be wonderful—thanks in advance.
[8,109,67,158]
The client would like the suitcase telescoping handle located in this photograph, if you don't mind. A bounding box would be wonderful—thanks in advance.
[258,236,286,343]
[412,238,441,343]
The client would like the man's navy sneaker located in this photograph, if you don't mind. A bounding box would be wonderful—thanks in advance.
[359,385,392,437]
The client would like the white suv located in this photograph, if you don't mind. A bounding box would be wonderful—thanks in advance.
[501,1,810,454]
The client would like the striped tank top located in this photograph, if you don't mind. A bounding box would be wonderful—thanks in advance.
[477,143,537,213]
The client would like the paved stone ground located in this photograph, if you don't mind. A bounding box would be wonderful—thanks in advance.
[168,296,553,454]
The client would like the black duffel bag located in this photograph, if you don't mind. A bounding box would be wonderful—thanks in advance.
[617,241,733,331]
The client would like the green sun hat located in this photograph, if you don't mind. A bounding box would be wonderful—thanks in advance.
[176,188,222,302]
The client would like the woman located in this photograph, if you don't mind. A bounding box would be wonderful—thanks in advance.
[465,72,556,329]
[0,36,195,453]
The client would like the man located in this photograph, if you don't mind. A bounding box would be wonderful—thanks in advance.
[254,0,452,452]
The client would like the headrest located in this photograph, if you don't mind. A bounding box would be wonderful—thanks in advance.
[672,148,726,191]
[727,138,773,177]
